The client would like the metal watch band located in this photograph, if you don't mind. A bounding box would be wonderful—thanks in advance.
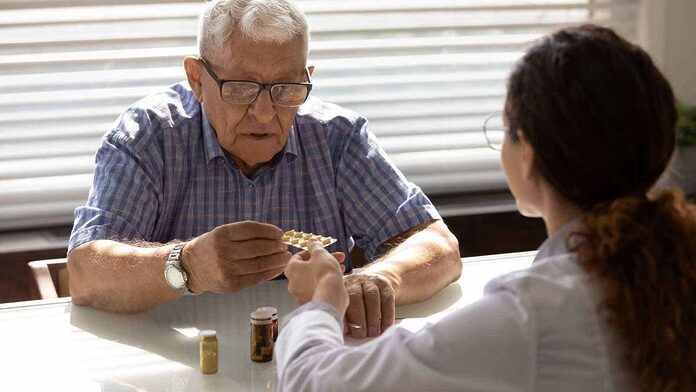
[167,242,186,264]
[165,242,196,296]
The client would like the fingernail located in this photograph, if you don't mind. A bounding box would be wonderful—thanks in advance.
[368,326,379,336]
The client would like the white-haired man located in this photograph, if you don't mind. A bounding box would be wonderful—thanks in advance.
[68,0,461,338]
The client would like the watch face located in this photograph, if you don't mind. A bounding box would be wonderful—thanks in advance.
[165,266,185,289]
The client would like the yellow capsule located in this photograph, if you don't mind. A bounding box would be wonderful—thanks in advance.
[291,238,300,244]
[322,237,332,245]
[285,230,295,236]
[299,240,308,247]
[282,235,290,242]
[294,231,304,238]
[303,233,313,240]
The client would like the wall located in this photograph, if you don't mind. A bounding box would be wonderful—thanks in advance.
[639,0,696,105]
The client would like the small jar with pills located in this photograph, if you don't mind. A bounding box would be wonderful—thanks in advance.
[250,309,274,362]
[257,307,279,342]
[199,330,218,374]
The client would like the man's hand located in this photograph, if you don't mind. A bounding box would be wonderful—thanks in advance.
[182,221,291,294]
[286,240,348,315]
[343,273,395,339]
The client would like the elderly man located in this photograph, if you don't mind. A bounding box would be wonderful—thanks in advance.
[68,0,461,338]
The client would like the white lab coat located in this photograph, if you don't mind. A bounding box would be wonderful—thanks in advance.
[276,222,635,391]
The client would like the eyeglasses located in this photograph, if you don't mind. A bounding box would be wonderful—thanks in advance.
[198,57,313,107]
[482,111,506,151]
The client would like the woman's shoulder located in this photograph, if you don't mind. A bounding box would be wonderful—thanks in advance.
[484,253,595,317]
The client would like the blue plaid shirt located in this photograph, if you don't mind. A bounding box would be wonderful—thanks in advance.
[69,82,440,270]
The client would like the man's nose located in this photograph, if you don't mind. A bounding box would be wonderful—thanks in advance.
[248,89,276,123]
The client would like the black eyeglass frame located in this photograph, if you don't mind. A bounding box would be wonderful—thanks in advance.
[198,57,313,107]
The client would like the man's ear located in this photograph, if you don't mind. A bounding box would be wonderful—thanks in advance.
[516,129,536,180]
[307,65,315,78]
[183,56,203,102]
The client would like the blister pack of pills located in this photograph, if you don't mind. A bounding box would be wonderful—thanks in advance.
[282,230,337,250]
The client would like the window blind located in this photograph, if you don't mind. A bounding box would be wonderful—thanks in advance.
[0,0,640,230]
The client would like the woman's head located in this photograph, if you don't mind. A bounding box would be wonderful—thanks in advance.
[502,26,696,392]
[502,25,677,211]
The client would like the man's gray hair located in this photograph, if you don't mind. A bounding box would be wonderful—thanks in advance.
[198,0,309,59]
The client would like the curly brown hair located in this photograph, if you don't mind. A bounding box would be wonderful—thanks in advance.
[577,191,696,392]
[506,25,696,391]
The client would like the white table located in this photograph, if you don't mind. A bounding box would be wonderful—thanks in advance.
[0,251,534,392]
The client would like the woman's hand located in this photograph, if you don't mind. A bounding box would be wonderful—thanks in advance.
[285,239,349,316]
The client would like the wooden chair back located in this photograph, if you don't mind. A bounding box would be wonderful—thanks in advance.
[27,258,69,299]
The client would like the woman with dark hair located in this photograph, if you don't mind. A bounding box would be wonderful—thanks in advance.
[275,25,695,392]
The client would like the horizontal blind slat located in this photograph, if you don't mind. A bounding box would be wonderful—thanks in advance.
[392,149,501,176]
[409,171,509,194]
[0,156,96,179]
[0,174,92,204]
[0,1,636,23]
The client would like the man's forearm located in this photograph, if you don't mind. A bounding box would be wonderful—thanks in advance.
[362,220,461,305]
[67,240,181,313]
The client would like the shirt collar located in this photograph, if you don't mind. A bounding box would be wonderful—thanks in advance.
[283,123,299,161]
[200,106,299,165]
[201,108,225,163]
[534,217,582,262]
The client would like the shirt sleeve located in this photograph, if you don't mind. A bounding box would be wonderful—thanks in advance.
[335,118,441,259]
[276,292,535,392]
[68,118,163,253]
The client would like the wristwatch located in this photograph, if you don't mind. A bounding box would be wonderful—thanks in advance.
[164,242,197,296]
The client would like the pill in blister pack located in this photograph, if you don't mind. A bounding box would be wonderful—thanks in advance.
[282,230,337,250]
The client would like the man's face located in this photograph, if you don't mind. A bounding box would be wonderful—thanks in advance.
[195,34,309,173]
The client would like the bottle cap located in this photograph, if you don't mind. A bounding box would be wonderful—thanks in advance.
[257,307,278,319]
[250,309,272,325]
[199,329,217,339]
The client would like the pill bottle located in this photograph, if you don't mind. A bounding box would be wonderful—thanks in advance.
[257,307,278,342]
[250,309,273,362]
[199,330,218,374]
